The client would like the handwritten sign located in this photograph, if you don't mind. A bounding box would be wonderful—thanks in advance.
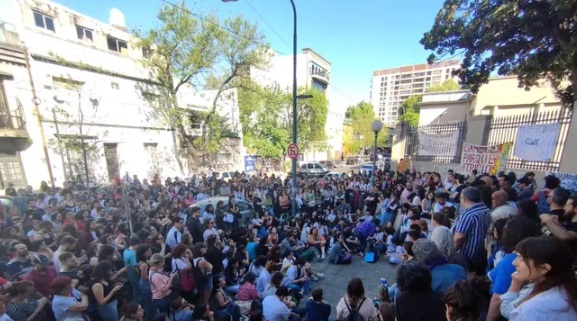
[513,124,560,161]
[461,143,512,175]
[546,172,577,195]
[417,130,460,157]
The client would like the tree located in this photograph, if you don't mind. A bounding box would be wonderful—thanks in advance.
[345,101,388,154]
[398,79,460,127]
[237,81,329,157]
[135,1,269,171]
[421,0,577,107]
[48,77,105,184]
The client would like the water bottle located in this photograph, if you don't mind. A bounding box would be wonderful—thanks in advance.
[380,278,389,288]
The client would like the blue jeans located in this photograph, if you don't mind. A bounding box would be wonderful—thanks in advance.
[356,231,368,253]
[286,279,311,295]
[96,299,118,321]
[138,280,155,321]
[225,284,239,294]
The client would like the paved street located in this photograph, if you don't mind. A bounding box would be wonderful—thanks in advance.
[307,254,398,316]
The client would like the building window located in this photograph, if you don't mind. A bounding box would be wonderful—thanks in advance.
[107,36,128,53]
[76,26,93,42]
[33,11,55,32]
[142,47,152,58]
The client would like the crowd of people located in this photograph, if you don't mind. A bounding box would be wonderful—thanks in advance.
[0,163,575,321]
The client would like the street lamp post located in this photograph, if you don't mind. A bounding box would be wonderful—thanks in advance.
[370,120,383,187]
[222,0,299,218]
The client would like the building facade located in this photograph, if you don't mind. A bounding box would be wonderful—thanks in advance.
[418,76,563,126]
[371,59,461,125]
[0,0,243,189]
[251,48,344,161]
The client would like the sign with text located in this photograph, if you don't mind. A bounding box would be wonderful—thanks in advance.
[417,130,460,157]
[546,172,577,195]
[461,143,512,175]
[244,155,257,174]
[513,123,560,161]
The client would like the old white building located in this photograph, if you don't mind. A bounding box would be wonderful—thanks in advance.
[0,0,243,189]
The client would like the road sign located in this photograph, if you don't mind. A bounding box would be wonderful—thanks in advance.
[287,143,299,160]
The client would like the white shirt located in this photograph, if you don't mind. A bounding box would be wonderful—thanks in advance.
[263,295,291,321]
[510,286,577,321]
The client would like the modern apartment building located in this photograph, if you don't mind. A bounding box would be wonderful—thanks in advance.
[0,0,243,189]
[370,59,461,125]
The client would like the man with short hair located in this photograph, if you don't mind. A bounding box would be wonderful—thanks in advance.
[452,187,491,275]
[517,177,534,201]
[490,190,517,222]
[283,257,311,296]
[305,288,331,321]
[6,243,37,280]
[547,188,569,222]
[57,252,79,278]
[186,206,203,245]
[263,286,302,321]
[22,257,57,297]
[166,217,184,249]
[52,235,77,272]
[541,195,577,258]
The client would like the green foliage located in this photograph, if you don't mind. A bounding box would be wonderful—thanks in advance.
[345,101,388,154]
[427,79,460,93]
[237,80,328,158]
[398,80,460,128]
[134,1,270,167]
[421,0,577,107]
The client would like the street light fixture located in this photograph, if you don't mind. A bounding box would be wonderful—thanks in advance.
[370,119,383,187]
[223,0,300,219]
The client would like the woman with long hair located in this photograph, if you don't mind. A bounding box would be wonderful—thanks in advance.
[192,242,213,305]
[335,277,378,321]
[506,237,577,320]
[5,281,49,321]
[91,260,124,321]
[136,244,154,320]
[236,272,261,302]
[210,277,241,321]
[307,227,326,260]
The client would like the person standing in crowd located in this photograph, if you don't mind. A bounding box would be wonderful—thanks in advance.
[452,187,491,275]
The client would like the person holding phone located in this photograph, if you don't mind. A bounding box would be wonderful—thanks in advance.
[148,253,178,314]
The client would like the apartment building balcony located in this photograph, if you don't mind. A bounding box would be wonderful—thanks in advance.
[0,22,26,66]
[310,68,330,84]
[0,95,31,152]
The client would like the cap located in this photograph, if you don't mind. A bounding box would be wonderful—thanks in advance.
[34,256,52,266]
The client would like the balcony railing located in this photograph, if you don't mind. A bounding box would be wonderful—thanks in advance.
[0,98,26,130]
[310,68,329,81]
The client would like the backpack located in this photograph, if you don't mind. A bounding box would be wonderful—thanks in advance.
[344,298,366,321]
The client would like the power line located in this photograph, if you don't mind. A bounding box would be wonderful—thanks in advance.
[244,0,292,50]
[238,0,359,103]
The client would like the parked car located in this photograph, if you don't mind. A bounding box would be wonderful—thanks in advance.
[191,196,255,223]
[319,160,336,169]
[297,161,330,178]
[360,163,375,176]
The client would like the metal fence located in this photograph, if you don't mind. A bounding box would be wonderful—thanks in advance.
[405,121,468,163]
[486,109,573,172]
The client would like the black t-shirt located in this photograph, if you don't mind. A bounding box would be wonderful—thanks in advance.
[564,221,577,260]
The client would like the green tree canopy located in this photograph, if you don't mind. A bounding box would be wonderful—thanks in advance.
[237,81,328,158]
[134,1,269,170]
[421,0,577,107]
[345,101,387,154]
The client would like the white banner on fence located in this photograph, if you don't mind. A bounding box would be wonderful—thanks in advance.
[417,130,460,156]
[513,123,560,161]
[546,172,577,195]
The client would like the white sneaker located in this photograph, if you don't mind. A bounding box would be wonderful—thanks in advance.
[311,275,319,282]
[321,253,326,259]
[315,273,324,278]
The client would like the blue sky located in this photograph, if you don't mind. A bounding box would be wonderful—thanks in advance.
[54,0,447,111]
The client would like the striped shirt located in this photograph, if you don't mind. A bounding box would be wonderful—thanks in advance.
[452,203,490,263]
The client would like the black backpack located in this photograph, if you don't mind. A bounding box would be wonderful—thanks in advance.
[344,298,366,321]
